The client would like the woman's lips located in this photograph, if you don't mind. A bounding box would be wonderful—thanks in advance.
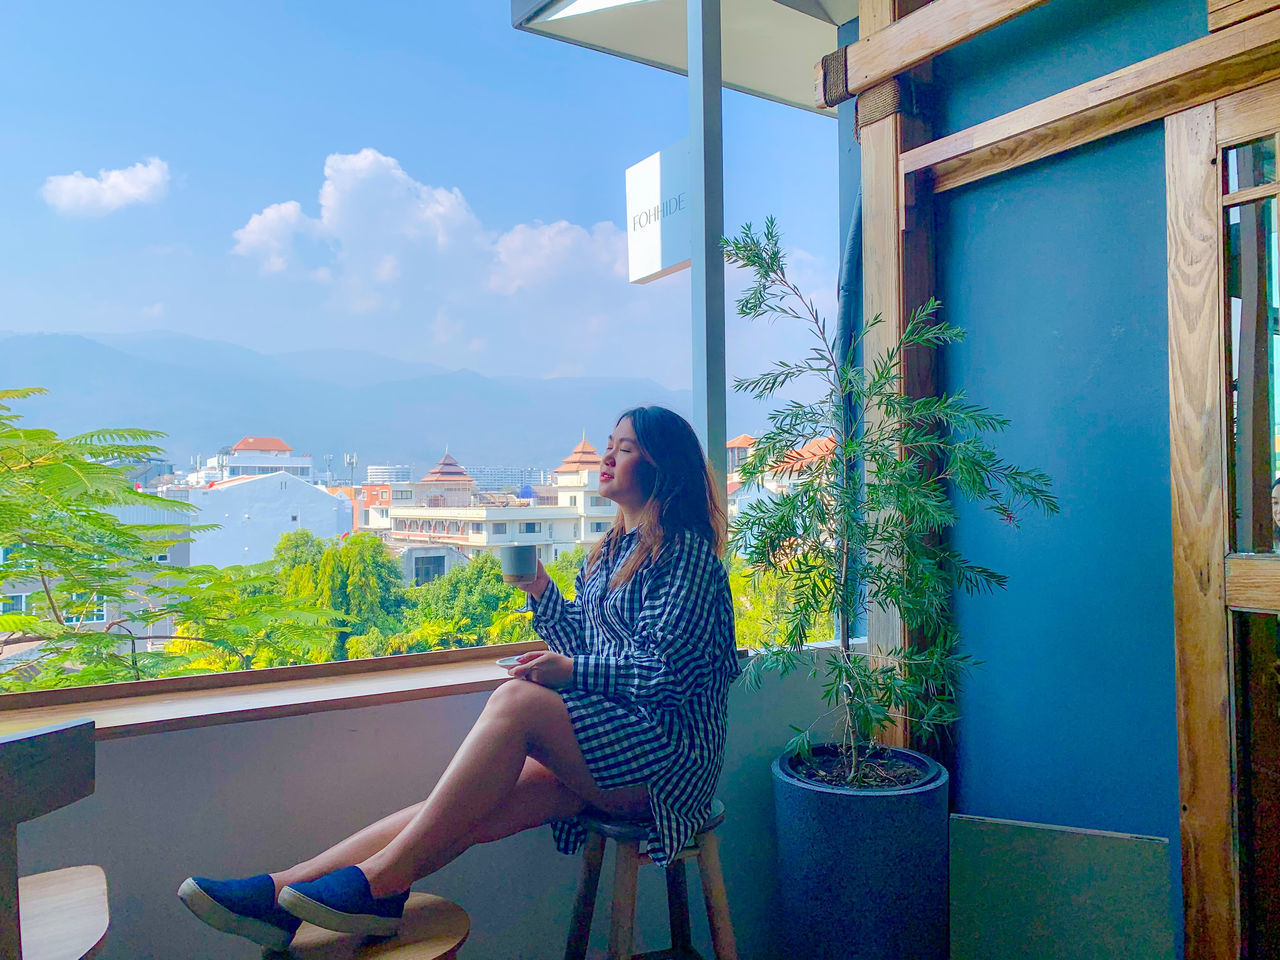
[600,473,614,481]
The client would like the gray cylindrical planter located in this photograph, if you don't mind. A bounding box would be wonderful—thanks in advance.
[772,746,949,960]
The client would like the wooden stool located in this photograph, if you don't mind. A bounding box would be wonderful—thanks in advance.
[278,893,469,959]
[564,799,736,960]
[2,720,110,960]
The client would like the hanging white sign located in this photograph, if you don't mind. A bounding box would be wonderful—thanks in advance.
[625,140,691,284]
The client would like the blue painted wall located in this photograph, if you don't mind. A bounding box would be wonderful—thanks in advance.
[840,1,1206,954]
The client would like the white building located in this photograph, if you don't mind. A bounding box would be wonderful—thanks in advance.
[366,464,412,483]
[186,436,314,486]
[382,440,616,584]
[467,465,552,491]
[163,471,352,567]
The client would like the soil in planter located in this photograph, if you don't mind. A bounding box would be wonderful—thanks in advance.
[794,746,926,789]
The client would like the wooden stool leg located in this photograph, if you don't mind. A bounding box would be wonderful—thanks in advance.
[696,833,738,960]
[565,832,606,960]
[665,858,694,955]
[607,840,641,960]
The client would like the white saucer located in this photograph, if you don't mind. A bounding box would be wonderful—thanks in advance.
[496,655,524,668]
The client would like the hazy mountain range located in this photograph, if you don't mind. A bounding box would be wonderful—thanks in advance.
[0,331,775,476]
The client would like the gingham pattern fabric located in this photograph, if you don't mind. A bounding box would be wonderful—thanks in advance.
[525,525,739,867]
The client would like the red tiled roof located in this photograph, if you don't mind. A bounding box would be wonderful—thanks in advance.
[726,480,742,496]
[726,433,756,449]
[231,436,293,453]
[554,438,603,474]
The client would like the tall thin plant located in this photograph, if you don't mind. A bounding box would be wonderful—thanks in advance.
[725,219,1058,785]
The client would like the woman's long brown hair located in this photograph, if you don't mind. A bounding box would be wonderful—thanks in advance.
[585,406,727,590]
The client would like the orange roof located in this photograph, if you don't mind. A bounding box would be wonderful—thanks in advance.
[726,433,756,449]
[231,436,293,453]
[726,480,742,496]
[421,451,475,483]
[779,435,837,472]
[554,438,603,474]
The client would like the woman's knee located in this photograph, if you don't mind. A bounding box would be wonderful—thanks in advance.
[485,678,561,724]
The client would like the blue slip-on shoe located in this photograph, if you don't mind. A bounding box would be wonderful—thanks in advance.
[177,874,301,951]
[278,865,409,937]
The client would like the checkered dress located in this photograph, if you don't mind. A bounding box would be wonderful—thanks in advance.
[525,526,740,867]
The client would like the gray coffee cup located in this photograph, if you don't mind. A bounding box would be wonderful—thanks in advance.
[499,544,538,584]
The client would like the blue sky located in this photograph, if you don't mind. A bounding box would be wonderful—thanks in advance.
[0,1,838,390]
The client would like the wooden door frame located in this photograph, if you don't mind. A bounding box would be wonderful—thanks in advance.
[1167,76,1280,959]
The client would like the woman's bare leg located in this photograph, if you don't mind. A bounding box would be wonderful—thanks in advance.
[358,679,646,897]
[271,681,647,898]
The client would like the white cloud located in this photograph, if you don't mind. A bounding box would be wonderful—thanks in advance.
[41,157,169,216]
[230,148,833,391]
[231,200,312,274]
[142,302,164,318]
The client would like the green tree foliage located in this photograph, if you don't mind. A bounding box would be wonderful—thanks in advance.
[404,552,515,633]
[0,388,340,690]
[724,220,1058,783]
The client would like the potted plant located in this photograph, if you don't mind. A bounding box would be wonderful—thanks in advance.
[724,218,1057,960]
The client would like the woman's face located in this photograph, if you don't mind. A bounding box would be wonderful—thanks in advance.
[1272,483,1280,529]
[600,417,650,508]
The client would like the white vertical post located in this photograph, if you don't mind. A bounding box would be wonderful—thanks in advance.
[688,0,727,486]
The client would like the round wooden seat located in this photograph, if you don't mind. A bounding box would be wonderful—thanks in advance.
[577,798,726,844]
[280,893,469,960]
[18,865,109,960]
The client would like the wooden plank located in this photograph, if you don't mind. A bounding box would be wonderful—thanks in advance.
[860,0,937,753]
[862,0,908,750]
[18,865,110,960]
[0,656,519,741]
[1223,181,1280,207]
[1218,76,1280,144]
[0,638,547,711]
[1209,0,1239,10]
[0,719,94,823]
[816,0,1048,106]
[902,10,1280,193]
[1210,0,1280,31]
[1165,103,1241,960]
[1226,554,1280,610]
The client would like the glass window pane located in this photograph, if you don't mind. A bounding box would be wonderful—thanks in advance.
[1227,195,1280,552]
[1226,136,1278,195]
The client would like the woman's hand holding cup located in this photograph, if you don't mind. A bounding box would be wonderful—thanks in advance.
[514,559,551,601]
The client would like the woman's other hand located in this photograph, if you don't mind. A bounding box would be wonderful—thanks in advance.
[516,560,552,601]
[509,651,573,689]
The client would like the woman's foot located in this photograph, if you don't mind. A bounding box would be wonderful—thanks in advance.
[177,874,301,950]
[278,865,409,936]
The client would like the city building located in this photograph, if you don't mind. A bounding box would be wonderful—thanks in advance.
[467,465,552,491]
[365,464,412,483]
[185,436,314,486]
[162,471,352,567]
[380,440,615,584]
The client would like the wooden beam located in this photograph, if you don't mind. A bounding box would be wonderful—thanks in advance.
[902,9,1280,193]
[1227,554,1280,611]
[861,0,936,752]
[816,0,1049,107]
[1165,102,1241,960]
[1210,0,1280,31]
[1218,75,1280,144]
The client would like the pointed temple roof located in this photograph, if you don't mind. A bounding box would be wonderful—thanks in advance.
[420,450,475,483]
[554,438,603,474]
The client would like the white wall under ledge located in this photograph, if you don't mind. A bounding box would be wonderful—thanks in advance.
[20,670,827,960]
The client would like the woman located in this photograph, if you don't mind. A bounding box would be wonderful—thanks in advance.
[178,406,740,950]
